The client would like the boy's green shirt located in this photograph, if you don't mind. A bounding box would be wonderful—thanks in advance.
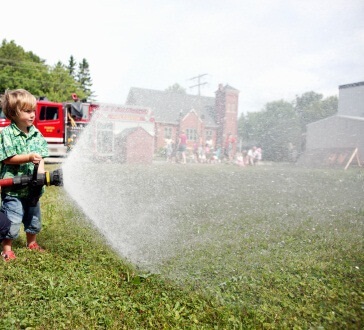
[0,122,49,198]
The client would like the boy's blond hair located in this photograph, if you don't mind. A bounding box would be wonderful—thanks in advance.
[1,89,36,120]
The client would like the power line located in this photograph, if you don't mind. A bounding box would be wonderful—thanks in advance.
[0,57,53,69]
[189,73,208,96]
[0,75,79,89]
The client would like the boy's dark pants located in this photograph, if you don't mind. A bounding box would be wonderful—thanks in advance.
[0,212,11,240]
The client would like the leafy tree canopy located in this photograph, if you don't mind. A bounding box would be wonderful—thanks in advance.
[0,39,93,102]
[238,91,338,162]
[294,91,338,129]
[240,100,301,161]
[165,83,186,94]
[77,58,94,100]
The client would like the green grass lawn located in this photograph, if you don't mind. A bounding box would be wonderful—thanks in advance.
[0,163,363,329]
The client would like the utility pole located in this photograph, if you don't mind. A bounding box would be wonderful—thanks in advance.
[189,74,208,96]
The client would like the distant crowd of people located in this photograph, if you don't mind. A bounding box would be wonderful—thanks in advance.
[163,133,262,166]
[235,146,262,166]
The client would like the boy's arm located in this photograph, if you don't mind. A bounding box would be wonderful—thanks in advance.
[38,159,45,173]
[3,153,43,166]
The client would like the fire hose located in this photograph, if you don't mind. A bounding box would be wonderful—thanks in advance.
[0,163,63,205]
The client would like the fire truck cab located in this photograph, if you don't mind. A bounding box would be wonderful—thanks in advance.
[0,94,96,157]
[0,94,95,157]
[0,99,67,156]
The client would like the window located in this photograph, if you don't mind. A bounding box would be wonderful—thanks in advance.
[39,106,59,120]
[205,129,212,140]
[164,127,172,139]
[227,103,236,113]
[186,128,197,141]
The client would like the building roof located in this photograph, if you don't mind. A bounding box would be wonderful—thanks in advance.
[337,115,364,121]
[223,84,239,92]
[339,81,364,89]
[125,87,217,127]
[117,126,152,138]
[306,113,364,127]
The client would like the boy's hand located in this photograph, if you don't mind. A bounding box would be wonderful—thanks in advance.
[28,153,42,164]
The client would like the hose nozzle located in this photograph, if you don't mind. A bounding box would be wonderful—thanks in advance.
[0,168,63,188]
[46,168,63,186]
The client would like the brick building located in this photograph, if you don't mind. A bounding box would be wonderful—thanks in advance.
[114,126,154,164]
[125,84,239,156]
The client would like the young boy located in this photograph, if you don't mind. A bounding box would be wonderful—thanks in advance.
[0,89,49,261]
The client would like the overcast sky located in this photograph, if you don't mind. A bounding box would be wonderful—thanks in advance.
[1,0,363,114]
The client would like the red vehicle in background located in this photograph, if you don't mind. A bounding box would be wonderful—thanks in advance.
[0,94,154,160]
[0,94,95,157]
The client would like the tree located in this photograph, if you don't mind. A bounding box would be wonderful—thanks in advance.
[69,56,95,101]
[238,90,338,163]
[0,39,48,95]
[320,95,338,118]
[77,58,93,100]
[46,62,86,102]
[294,91,338,130]
[260,100,301,161]
[165,83,186,94]
[0,39,93,102]
[238,111,264,146]
[67,55,77,79]
[237,113,248,141]
[239,100,301,162]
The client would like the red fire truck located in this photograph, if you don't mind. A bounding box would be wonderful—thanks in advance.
[0,94,155,160]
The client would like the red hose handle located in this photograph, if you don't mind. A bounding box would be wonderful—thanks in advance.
[0,178,14,187]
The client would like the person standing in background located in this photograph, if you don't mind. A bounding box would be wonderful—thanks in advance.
[177,130,187,164]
